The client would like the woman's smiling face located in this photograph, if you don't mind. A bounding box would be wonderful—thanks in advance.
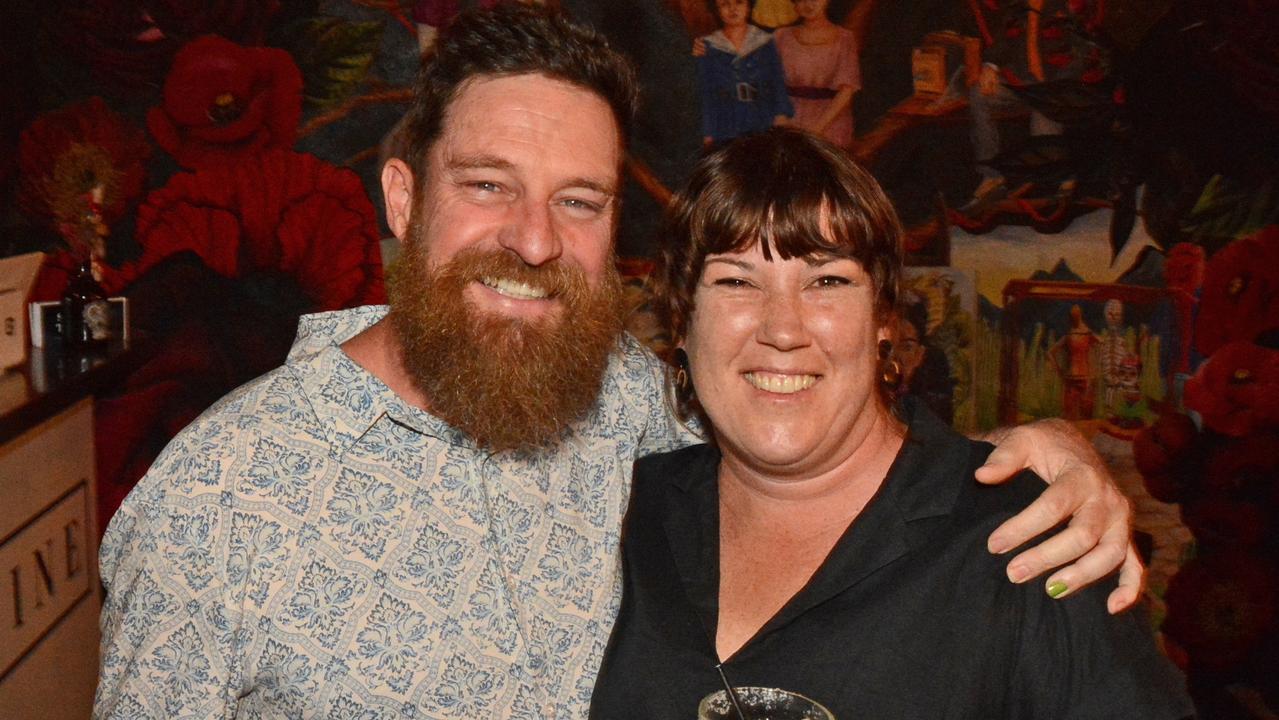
[684,240,890,478]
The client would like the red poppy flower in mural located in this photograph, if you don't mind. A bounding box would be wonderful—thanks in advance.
[64,1,279,91]
[1205,432,1279,497]
[147,35,302,170]
[1163,551,1278,672]
[1181,497,1270,549]
[102,150,385,311]
[1183,341,1279,437]
[1195,226,1279,356]
[1132,412,1203,504]
[17,97,151,232]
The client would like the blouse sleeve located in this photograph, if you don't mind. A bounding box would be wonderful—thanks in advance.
[832,30,862,92]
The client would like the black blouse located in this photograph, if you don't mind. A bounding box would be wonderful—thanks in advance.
[590,405,1194,719]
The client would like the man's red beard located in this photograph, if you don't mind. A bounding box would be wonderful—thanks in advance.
[386,229,624,452]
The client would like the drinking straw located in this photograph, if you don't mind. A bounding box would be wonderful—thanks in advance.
[715,663,750,720]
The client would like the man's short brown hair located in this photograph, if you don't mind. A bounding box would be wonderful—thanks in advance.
[402,4,640,179]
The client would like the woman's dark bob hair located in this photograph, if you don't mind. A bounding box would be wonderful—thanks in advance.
[655,127,904,417]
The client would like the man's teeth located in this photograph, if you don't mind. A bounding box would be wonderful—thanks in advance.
[482,277,549,300]
[744,372,817,394]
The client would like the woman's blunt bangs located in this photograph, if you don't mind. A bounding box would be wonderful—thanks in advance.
[660,128,903,343]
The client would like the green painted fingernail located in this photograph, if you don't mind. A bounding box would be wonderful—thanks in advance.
[1047,581,1069,599]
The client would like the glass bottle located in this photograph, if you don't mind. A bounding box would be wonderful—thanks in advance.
[61,259,111,350]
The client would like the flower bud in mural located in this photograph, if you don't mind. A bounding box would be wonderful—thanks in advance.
[147,35,303,170]
[18,97,151,249]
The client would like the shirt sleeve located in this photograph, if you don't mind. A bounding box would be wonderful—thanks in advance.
[695,46,718,140]
[1009,583,1196,719]
[95,425,248,718]
[618,337,702,459]
[761,39,795,120]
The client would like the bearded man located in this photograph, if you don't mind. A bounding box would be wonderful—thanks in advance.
[95,6,1140,718]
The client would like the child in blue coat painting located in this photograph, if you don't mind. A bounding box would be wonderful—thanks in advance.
[696,0,793,146]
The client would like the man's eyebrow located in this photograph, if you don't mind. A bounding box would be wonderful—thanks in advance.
[444,153,617,196]
[564,177,618,197]
[445,153,514,172]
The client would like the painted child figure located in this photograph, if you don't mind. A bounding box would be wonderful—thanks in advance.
[696,0,793,145]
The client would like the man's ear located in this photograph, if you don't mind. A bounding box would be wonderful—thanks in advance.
[381,158,415,241]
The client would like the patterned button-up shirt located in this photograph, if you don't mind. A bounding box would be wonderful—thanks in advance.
[95,306,694,719]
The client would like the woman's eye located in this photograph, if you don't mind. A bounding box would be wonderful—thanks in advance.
[813,275,851,287]
[712,277,750,288]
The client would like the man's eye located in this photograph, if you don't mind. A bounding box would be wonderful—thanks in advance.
[466,181,503,193]
[560,197,604,214]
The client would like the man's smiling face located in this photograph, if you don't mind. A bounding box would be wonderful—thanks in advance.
[412,71,622,323]
[381,71,627,451]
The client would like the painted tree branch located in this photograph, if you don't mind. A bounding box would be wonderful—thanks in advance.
[298,88,415,139]
[348,0,417,35]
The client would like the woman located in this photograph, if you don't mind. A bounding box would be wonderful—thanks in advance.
[893,299,955,424]
[773,0,860,148]
[696,0,793,145]
[590,129,1192,719]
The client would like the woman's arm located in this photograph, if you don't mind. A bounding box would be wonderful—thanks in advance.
[809,85,855,136]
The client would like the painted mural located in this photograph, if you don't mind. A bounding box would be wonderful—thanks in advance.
[2,0,1277,715]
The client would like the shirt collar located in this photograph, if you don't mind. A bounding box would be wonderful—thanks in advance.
[704,25,773,58]
[286,306,483,457]
[658,399,974,647]
[663,397,968,521]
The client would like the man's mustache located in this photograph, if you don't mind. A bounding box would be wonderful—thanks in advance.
[438,247,588,302]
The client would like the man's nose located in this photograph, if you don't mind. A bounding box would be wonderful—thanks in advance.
[498,198,562,267]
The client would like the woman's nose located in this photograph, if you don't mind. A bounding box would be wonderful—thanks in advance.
[756,290,810,350]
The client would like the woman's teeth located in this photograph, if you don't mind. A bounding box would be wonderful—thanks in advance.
[744,372,817,394]
[482,277,549,300]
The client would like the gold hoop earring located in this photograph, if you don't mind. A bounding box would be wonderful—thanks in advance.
[878,339,902,390]
[674,348,692,393]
